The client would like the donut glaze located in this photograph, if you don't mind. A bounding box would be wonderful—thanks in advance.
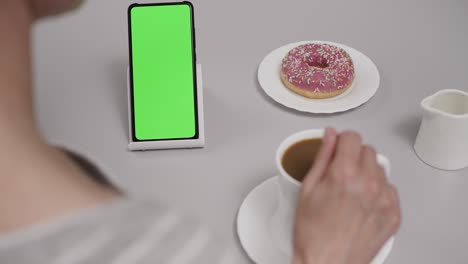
[281,43,355,99]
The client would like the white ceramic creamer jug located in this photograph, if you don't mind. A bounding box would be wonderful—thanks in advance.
[414,89,468,170]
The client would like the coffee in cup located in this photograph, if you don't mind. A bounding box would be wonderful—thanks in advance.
[281,138,322,182]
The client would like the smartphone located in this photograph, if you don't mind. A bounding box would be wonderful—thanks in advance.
[128,2,198,141]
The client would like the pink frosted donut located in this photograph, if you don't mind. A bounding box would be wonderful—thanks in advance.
[280,43,355,99]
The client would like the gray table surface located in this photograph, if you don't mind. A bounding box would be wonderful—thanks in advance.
[33,0,468,263]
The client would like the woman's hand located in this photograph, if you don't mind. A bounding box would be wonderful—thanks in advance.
[293,129,401,264]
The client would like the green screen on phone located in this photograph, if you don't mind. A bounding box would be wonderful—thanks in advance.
[128,2,198,141]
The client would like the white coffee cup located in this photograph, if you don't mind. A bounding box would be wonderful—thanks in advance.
[270,129,392,261]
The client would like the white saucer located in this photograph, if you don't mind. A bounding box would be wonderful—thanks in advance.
[237,176,395,264]
[257,41,381,113]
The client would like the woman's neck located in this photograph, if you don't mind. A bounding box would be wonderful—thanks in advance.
[0,1,37,138]
[0,1,121,235]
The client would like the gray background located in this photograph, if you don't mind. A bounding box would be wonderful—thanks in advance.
[33,0,468,263]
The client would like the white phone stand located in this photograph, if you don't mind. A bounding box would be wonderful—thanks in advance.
[127,64,205,151]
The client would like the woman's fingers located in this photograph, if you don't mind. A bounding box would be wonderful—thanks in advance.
[360,145,387,184]
[334,131,362,167]
[302,127,337,194]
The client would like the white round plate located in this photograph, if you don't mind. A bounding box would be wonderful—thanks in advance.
[257,41,380,113]
[237,176,394,264]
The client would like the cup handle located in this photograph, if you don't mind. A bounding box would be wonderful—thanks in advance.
[377,154,391,178]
